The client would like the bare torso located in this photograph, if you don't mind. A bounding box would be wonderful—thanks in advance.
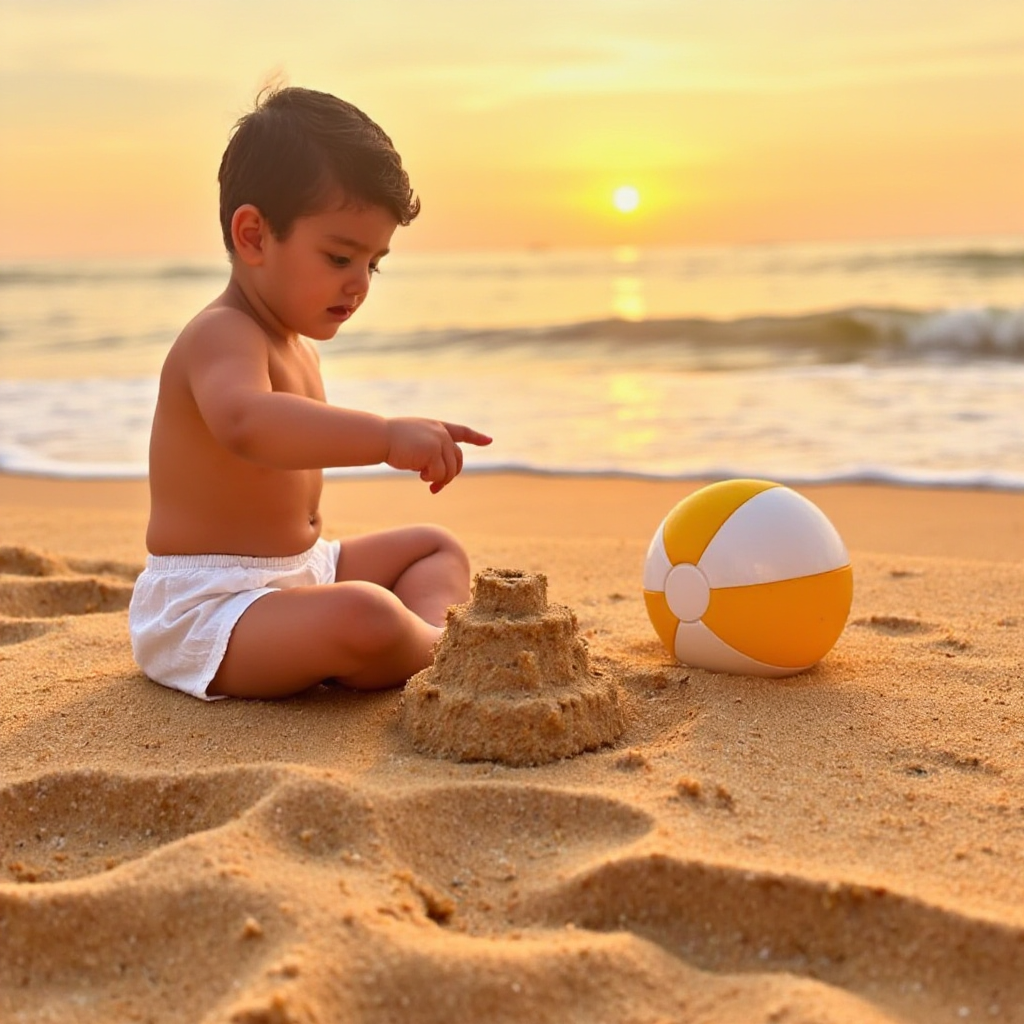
[146,298,326,557]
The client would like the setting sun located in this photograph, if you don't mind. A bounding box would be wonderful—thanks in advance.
[612,185,641,214]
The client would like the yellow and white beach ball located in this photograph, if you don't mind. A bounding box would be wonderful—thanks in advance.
[643,480,853,677]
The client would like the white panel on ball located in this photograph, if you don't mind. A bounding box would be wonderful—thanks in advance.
[642,522,673,591]
[699,487,850,588]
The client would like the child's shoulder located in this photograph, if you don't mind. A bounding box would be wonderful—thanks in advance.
[179,301,265,347]
[167,300,270,369]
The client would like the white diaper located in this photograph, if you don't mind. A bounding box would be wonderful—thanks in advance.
[129,537,342,700]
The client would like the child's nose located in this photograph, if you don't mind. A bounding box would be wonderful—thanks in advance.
[343,264,372,296]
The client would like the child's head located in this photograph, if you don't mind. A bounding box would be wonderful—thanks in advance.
[218,87,419,256]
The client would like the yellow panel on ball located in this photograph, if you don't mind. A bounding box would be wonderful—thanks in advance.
[661,479,778,566]
[702,566,854,668]
[643,590,679,652]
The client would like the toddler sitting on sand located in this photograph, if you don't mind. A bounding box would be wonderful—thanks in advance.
[129,86,491,701]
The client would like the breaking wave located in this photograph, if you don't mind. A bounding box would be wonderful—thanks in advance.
[344,306,1024,366]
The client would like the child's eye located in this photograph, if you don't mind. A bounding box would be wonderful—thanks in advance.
[369,263,381,275]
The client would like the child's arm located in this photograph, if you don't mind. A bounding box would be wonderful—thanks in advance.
[185,311,491,491]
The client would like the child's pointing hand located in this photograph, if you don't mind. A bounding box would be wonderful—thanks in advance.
[384,418,493,493]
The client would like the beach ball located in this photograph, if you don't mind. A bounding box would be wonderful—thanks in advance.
[643,480,853,677]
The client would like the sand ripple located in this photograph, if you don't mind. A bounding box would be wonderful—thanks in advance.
[0,544,137,641]
[3,766,1021,1023]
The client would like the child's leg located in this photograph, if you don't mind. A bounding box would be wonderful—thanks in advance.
[207,525,471,700]
[334,525,471,626]
[207,581,441,700]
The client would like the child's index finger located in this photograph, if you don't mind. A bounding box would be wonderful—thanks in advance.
[443,423,493,446]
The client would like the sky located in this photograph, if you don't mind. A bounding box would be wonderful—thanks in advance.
[1,0,1022,258]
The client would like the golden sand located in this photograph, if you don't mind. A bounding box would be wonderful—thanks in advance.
[1,472,1023,1023]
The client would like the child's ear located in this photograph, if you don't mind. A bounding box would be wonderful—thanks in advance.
[231,205,267,265]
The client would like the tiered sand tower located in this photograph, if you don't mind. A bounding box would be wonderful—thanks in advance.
[401,568,625,767]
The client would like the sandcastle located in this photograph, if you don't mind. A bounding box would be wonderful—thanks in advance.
[401,568,626,767]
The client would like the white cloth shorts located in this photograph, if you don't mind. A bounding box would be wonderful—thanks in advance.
[128,538,342,700]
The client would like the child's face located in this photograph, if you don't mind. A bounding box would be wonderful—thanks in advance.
[258,198,399,341]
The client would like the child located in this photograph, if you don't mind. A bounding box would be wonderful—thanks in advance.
[128,87,492,701]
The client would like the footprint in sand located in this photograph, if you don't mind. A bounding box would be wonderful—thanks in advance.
[853,615,974,657]
[0,544,138,644]
[894,746,1000,779]
[517,852,1024,1016]
[375,784,653,928]
[932,633,970,654]
[851,614,935,637]
[244,775,381,861]
[0,767,277,884]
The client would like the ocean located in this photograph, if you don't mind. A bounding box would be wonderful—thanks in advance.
[1,237,1022,488]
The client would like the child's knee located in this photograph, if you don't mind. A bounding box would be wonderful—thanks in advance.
[422,525,470,572]
[338,585,415,658]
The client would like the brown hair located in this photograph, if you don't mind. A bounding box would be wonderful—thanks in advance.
[217,86,420,253]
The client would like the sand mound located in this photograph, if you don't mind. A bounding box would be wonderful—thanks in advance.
[0,543,135,620]
[401,568,625,766]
